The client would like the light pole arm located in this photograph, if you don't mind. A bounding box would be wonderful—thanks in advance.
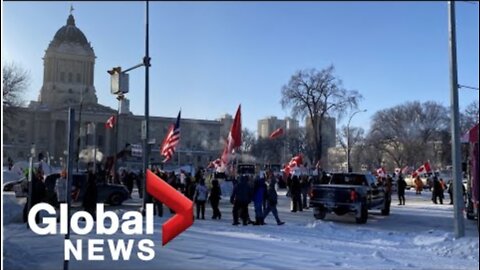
[346,109,367,172]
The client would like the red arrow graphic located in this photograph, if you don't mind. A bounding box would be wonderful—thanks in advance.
[146,169,194,246]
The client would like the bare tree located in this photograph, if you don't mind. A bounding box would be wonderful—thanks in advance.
[3,62,29,107]
[251,137,284,165]
[460,100,479,133]
[337,125,365,170]
[241,128,256,153]
[280,65,362,164]
[368,101,449,169]
[3,62,30,131]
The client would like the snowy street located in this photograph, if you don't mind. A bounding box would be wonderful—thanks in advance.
[3,189,479,270]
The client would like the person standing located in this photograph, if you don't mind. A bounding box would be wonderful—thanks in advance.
[414,176,423,195]
[397,173,407,205]
[300,175,310,209]
[83,171,98,219]
[230,175,252,225]
[209,179,222,219]
[23,168,46,223]
[253,176,267,225]
[432,176,444,204]
[263,171,285,225]
[194,179,208,220]
[290,175,303,212]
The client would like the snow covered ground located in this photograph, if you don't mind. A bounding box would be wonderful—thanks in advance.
[2,188,479,270]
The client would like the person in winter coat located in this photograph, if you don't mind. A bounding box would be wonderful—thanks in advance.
[414,176,424,195]
[194,178,209,219]
[23,169,47,223]
[397,173,407,205]
[447,179,466,205]
[55,169,68,204]
[253,176,267,225]
[263,171,285,225]
[290,175,303,212]
[432,176,444,204]
[152,168,164,217]
[300,175,311,209]
[230,175,252,225]
[83,171,98,219]
[209,179,222,219]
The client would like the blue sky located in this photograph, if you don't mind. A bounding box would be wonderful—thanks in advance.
[2,1,479,132]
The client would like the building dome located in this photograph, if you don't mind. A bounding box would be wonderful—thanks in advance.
[51,15,89,46]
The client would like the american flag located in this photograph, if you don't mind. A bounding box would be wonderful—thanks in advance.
[161,110,181,162]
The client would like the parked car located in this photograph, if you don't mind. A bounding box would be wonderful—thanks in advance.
[71,173,131,206]
[404,174,431,190]
[8,172,130,206]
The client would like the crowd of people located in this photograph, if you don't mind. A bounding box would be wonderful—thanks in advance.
[18,159,469,229]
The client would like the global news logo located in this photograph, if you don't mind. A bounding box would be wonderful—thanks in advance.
[27,170,194,261]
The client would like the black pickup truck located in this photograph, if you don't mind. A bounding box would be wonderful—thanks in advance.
[309,173,391,224]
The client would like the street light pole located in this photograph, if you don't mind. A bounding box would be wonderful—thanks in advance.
[448,0,465,238]
[346,109,367,173]
[142,0,151,213]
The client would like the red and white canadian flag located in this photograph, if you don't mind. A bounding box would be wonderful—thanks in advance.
[412,162,432,178]
[105,116,115,129]
[221,105,242,164]
[376,167,386,178]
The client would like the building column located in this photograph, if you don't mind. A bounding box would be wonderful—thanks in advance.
[49,120,56,164]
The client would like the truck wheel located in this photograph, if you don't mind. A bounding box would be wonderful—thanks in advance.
[109,193,123,206]
[355,204,368,224]
[314,207,326,220]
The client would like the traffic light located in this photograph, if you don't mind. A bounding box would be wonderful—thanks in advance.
[108,67,129,95]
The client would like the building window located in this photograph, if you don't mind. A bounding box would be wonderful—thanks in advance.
[20,120,26,127]
[68,73,73,83]
[197,156,202,163]
[60,72,65,82]
[18,152,25,159]
[68,88,73,93]
[76,73,81,83]
[18,133,26,144]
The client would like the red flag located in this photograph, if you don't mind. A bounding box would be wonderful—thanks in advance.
[269,128,284,139]
[105,116,115,129]
[161,111,181,162]
[221,105,242,164]
[288,154,303,169]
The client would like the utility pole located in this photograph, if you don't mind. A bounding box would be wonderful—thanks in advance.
[142,0,152,213]
[448,0,465,238]
[64,108,75,270]
[107,1,151,213]
[346,109,366,173]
